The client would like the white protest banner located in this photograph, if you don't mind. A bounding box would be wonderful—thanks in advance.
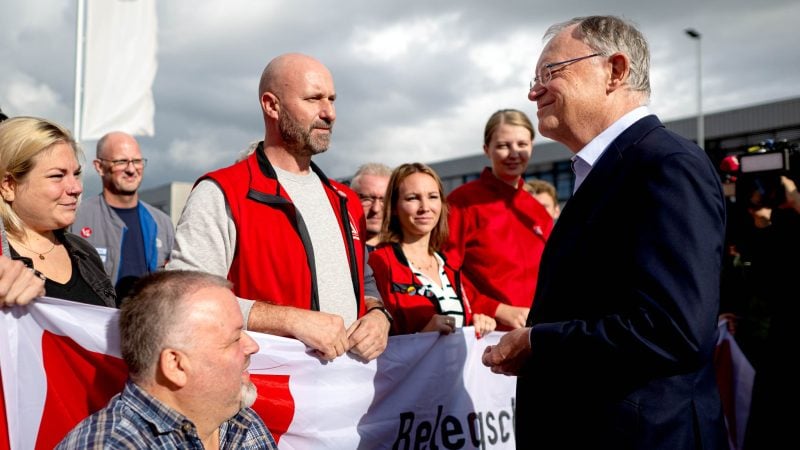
[1,297,516,449]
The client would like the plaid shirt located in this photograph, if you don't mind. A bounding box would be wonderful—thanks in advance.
[56,380,278,449]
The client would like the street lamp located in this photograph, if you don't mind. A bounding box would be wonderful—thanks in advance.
[685,28,704,150]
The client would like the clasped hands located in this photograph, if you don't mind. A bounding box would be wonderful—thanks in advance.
[296,306,391,362]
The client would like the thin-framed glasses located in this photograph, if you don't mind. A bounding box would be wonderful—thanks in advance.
[358,194,384,207]
[530,53,602,89]
[98,158,148,170]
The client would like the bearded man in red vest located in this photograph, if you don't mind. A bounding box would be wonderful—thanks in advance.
[168,53,391,361]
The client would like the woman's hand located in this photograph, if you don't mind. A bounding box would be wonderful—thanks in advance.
[0,256,45,307]
[472,313,496,339]
[494,303,530,329]
[422,314,457,335]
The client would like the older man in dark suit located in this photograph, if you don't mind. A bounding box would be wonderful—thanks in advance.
[482,15,729,450]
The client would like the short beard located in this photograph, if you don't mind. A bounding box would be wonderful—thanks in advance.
[240,381,258,410]
[278,110,331,157]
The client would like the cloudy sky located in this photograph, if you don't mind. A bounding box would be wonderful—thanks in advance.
[2,0,799,197]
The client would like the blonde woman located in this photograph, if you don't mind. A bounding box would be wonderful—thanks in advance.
[0,117,115,307]
[443,109,553,330]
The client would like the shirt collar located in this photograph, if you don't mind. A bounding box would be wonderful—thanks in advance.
[122,379,258,438]
[575,106,651,168]
[123,380,192,435]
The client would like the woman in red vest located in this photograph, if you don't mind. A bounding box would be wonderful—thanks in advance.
[368,163,496,336]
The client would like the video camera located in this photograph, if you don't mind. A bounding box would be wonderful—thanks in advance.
[735,139,800,209]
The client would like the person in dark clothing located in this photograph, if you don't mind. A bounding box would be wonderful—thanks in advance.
[732,174,800,449]
[482,16,728,450]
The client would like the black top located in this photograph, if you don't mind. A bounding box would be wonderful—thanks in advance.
[44,261,106,307]
[10,229,116,308]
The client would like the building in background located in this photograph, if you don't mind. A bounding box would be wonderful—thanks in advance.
[424,97,800,206]
[147,97,800,221]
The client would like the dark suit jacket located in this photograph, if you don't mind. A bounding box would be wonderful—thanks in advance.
[516,115,729,450]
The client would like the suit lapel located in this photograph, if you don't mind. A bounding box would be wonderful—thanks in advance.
[534,115,664,306]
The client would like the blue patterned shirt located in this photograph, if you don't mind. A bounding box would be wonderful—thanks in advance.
[56,380,278,449]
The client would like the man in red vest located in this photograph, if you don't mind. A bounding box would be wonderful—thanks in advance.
[168,53,390,361]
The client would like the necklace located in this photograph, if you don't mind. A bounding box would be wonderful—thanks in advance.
[407,253,438,272]
[12,238,57,260]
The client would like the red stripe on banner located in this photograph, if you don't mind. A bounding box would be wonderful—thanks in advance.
[35,331,127,450]
[250,374,295,444]
[1,369,9,450]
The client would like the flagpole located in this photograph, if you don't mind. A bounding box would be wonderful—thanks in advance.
[73,0,86,142]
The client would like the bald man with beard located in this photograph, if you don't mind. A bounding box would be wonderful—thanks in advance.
[168,53,391,363]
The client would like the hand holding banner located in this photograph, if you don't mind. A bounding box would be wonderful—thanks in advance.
[1,297,517,449]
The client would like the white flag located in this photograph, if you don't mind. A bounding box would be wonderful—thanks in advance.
[80,0,157,140]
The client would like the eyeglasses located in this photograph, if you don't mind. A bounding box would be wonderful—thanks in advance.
[358,194,384,207]
[98,158,148,170]
[530,53,603,89]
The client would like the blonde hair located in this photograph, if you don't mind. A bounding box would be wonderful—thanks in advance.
[0,116,81,236]
[380,163,449,253]
[483,109,535,146]
[523,179,557,202]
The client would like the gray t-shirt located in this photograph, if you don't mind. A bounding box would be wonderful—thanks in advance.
[272,166,358,326]
[169,174,378,328]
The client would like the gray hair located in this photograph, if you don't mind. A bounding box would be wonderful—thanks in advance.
[350,162,392,191]
[546,16,651,101]
[119,270,232,381]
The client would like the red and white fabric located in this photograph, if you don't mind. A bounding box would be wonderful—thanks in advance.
[1,297,517,450]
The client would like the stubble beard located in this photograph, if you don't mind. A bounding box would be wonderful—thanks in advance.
[278,110,331,158]
[108,174,142,197]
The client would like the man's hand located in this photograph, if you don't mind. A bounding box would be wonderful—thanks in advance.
[262,302,350,361]
[482,327,532,376]
[347,306,390,361]
[0,257,45,307]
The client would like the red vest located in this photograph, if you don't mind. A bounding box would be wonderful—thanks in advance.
[369,243,495,335]
[204,146,367,317]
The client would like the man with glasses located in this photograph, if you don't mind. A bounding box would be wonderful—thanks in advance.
[349,162,392,251]
[482,16,728,450]
[73,131,174,302]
